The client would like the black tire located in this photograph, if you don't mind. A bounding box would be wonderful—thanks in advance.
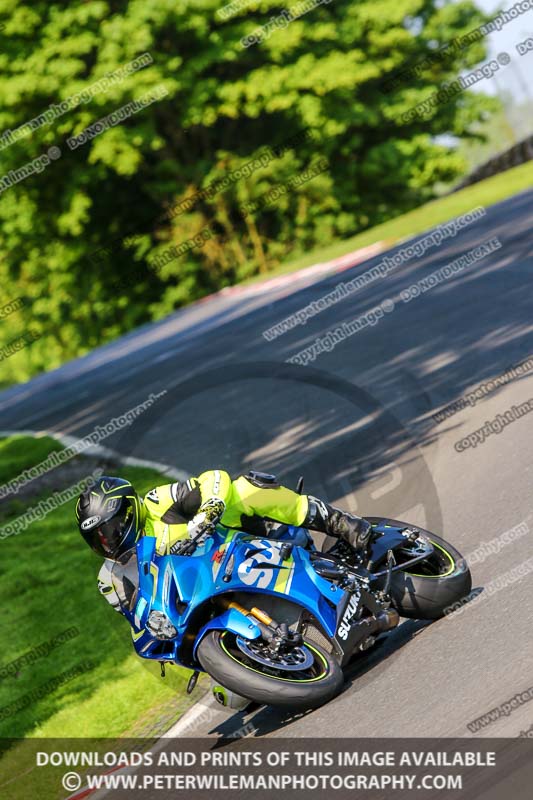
[197,630,344,710]
[367,517,472,620]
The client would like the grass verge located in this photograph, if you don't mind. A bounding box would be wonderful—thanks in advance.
[242,160,533,285]
[0,434,206,798]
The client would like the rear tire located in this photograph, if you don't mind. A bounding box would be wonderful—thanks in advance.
[197,631,343,710]
[367,518,472,620]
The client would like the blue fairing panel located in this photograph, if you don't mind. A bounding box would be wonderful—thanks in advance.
[193,608,262,658]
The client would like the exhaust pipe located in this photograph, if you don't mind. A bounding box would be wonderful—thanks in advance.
[375,608,400,631]
[339,608,400,665]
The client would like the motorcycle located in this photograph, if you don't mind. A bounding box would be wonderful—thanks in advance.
[112,496,471,710]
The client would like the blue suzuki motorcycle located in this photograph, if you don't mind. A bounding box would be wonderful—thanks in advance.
[112,510,471,710]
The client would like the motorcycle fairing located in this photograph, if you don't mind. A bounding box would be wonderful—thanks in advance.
[126,528,347,665]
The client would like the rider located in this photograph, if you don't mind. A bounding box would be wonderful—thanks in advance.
[75,470,372,613]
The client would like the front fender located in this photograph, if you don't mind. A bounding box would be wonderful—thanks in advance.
[193,608,262,659]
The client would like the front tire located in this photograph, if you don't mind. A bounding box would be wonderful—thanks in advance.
[367,518,472,620]
[197,631,343,710]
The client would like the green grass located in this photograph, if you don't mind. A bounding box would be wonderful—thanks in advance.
[0,436,203,751]
[242,160,533,285]
[0,435,64,487]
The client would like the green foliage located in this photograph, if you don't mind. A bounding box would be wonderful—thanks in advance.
[0,436,199,743]
[0,0,498,383]
[248,160,533,281]
[455,102,526,173]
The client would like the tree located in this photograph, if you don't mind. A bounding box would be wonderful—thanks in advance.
[0,0,497,384]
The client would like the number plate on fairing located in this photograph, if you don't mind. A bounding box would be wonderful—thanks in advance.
[214,538,295,594]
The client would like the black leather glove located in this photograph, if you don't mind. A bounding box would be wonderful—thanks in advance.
[325,509,373,550]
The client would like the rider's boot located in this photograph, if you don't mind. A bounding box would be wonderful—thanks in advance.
[303,496,373,556]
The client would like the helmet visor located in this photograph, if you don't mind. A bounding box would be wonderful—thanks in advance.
[82,498,135,558]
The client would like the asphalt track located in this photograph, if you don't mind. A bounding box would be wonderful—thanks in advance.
[1,188,533,742]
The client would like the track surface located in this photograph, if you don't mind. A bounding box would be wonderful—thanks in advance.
[2,189,532,739]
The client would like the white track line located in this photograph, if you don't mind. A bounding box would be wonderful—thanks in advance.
[0,429,188,481]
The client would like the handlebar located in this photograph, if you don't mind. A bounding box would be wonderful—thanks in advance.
[171,516,221,556]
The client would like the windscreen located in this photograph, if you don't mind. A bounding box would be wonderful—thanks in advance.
[110,548,139,612]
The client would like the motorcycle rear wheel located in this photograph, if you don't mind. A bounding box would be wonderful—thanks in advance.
[367,517,472,620]
[197,630,343,710]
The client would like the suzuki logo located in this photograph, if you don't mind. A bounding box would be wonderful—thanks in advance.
[337,591,360,640]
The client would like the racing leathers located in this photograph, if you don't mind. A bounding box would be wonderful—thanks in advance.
[98,469,372,612]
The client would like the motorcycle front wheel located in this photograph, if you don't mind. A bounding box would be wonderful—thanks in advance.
[197,630,343,710]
